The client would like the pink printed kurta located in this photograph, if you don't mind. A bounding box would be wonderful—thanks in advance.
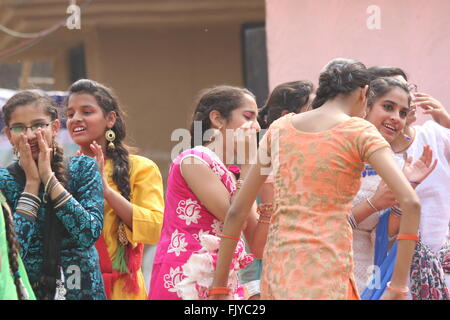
[149,146,238,299]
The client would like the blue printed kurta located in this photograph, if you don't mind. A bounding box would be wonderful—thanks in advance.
[0,155,106,300]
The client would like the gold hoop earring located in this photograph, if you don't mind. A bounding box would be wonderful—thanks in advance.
[105,129,116,150]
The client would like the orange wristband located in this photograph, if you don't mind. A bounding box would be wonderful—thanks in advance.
[220,234,240,241]
[397,234,419,241]
[208,287,230,297]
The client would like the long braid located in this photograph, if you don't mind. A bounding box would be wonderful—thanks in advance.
[51,142,67,187]
[105,106,131,201]
[107,140,131,201]
[2,202,26,300]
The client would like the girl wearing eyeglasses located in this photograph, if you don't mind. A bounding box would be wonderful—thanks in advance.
[65,79,164,300]
[0,90,106,300]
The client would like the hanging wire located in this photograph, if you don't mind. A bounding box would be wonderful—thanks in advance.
[0,0,93,59]
[0,20,65,39]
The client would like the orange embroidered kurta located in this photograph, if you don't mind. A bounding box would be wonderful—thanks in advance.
[102,154,164,300]
[259,114,389,300]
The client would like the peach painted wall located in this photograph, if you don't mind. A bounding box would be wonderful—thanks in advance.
[266,0,450,124]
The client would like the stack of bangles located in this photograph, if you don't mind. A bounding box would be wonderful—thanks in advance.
[230,179,244,197]
[16,192,41,221]
[391,206,402,218]
[257,203,273,224]
[348,210,357,229]
[44,173,73,209]
[236,179,244,190]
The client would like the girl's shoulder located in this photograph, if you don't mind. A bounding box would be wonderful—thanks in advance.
[344,117,376,129]
[0,166,9,177]
[175,146,215,167]
[128,154,161,173]
[68,154,97,168]
[334,117,380,137]
[67,155,100,178]
[129,153,157,166]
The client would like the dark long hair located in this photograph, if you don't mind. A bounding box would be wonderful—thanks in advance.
[367,77,412,108]
[258,80,314,129]
[368,66,408,82]
[189,85,255,147]
[1,199,26,299]
[312,58,371,109]
[67,79,131,200]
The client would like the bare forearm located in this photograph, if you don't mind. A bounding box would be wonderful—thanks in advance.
[24,180,40,196]
[351,199,377,224]
[390,200,421,288]
[246,222,269,259]
[387,213,401,238]
[440,113,450,129]
[212,212,246,288]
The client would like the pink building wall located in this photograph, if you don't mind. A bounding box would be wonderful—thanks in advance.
[266,0,450,124]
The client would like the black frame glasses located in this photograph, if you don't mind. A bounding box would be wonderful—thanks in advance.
[9,122,53,134]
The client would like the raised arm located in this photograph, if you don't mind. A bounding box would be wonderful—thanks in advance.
[366,147,421,300]
[209,158,269,299]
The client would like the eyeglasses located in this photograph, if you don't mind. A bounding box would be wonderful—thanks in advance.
[9,122,52,134]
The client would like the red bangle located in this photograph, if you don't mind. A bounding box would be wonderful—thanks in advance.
[208,287,230,297]
[397,234,419,241]
[220,234,240,241]
[386,281,409,295]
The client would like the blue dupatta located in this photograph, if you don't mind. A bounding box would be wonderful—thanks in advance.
[361,209,398,300]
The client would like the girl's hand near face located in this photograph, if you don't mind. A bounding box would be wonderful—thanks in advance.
[402,145,437,189]
[234,121,258,170]
[17,134,40,184]
[414,93,450,129]
[90,140,111,196]
[36,129,54,184]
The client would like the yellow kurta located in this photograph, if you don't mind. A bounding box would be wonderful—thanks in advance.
[103,154,164,300]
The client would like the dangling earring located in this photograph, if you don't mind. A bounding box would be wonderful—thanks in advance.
[105,129,116,150]
[52,140,56,158]
[209,126,222,142]
[13,146,20,160]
